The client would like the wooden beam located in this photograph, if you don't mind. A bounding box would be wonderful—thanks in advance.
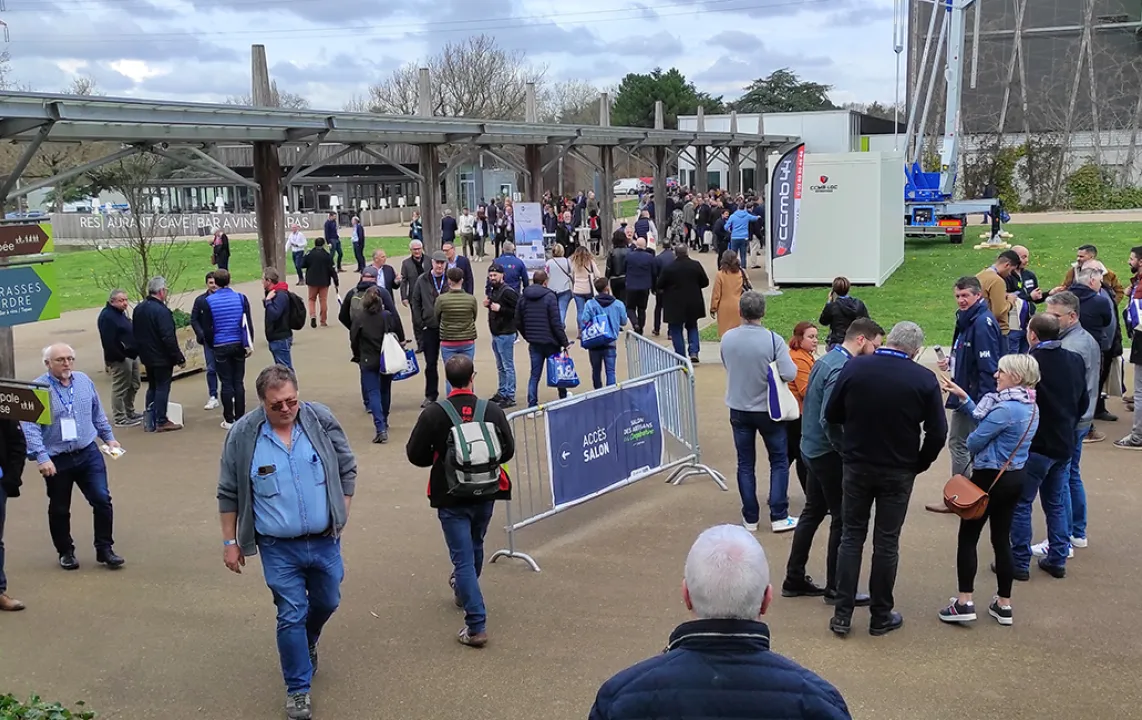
[251,44,286,275]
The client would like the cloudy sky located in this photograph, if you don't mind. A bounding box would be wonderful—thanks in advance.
[4,0,902,112]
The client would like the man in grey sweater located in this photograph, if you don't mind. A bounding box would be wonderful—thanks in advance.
[721,291,799,534]
[216,365,357,720]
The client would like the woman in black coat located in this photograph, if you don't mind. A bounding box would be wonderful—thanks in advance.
[350,287,403,444]
[211,228,230,271]
[656,244,709,361]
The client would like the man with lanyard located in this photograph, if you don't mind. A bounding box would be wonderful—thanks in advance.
[21,343,124,571]
[410,252,450,407]
[1006,245,1042,355]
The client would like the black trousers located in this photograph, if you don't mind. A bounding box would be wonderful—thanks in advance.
[957,468,1023,599]
[329,239,343,269]
[353,242,366,273]
[1096,351,1115,414]
[652,292,665,333]
[626,289,650,334]
[422,326,441,401]
[213,343,247,424]
[610,277,626,305]
[45,443,114,555]
[832,465,916,623]
[786,418,808,492]
[785,451,844,591]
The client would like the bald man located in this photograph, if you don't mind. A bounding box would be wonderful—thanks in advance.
[1004,244,1042,355]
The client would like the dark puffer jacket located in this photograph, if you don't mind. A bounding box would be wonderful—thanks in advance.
[589,619,851,720]
[515,284,569,349]
[818,296,870,347]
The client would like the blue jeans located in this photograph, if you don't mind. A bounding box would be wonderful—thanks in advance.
[269,337,293,369]
[556,291,572,327]
[0,483,8,594]
[203,344,218,398]
[589,346,617,388]
[292,250,305,282]
[359,365,388,433]
[573,294,591,328]
[1062,427,1088,540]
[257,535,344,695]
[491,333,517,401]
[1012,451,1071,569]
[731,237,749,266]
[527,344,567,407]
[669,320,700,358]
[438,502,496,635]
[144,364,173,426]
[440,342,476,394]
[729,409,790,523]
[1007,330,1028,355]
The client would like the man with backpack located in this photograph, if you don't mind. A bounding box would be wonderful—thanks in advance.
[262,268,305,370]
[406,355,515,648]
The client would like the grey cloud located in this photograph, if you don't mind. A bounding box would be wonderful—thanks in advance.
[692,46,834,90]
[135,63,252,97]
[185,0,402,23]
[709,31,763,55]
[612,31,683,61]
[9,12,239,64]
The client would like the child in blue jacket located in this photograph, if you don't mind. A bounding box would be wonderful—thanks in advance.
[580,277,628,388]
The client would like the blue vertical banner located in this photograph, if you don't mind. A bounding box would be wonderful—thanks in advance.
[546,381,664,507]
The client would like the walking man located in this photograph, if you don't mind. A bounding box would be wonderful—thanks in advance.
[406,355,515,648]
[410,252,450,407]
[350,216,366,273]
[323,211,343,272]
[485,263,520,408]
[22,343,125,571]
[201,269,255,430]
[517,271,572,408]
[657,244,709,362]
[96,289,142,427]
[191,272,220,411]
[133,277,186,432]
[0,418,28,610]
[400,240,428,351]
[263,268,295,369]
[286,223,307,285]
[301,238,338,328]
[218,365,356,720]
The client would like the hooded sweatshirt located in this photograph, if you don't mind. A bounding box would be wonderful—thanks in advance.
[725,209,754,241]
[580,293,628,346]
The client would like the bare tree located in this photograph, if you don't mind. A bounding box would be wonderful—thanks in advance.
[0,49,14,91]
[227,80,311,109]
[539,80,607,124]
[342,94,371,113]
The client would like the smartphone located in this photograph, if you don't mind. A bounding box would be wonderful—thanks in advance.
[934,346,946,362]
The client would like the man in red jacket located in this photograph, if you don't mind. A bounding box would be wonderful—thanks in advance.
[406,355,515,647]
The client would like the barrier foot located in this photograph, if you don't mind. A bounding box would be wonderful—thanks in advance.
[667,463,729,491]
[489,549,542,572]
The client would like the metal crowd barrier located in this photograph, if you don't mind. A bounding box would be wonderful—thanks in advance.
[489,337,727,572]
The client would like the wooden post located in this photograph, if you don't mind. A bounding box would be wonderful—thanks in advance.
[727,111,741,196]
[524,83,543,201]
[653,101,668,240]
[417,68,443,254]
[598,93,616,252]
[251,44,286,275]
[695,107,709,193]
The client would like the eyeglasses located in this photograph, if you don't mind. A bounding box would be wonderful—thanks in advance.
[51,356,76,364]
[268,397,299,412]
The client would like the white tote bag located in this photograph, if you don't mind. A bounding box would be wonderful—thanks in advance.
[766,331,800,422]
[380,333,409,375]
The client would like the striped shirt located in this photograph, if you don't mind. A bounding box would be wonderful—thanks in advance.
[21,371,115,464]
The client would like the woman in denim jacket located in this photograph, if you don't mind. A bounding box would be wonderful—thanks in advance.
[938,353,1040,627]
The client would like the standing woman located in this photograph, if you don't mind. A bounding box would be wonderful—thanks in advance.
[710,250,748,338]
[938,354,1040,627]
[819,276,869,350]
[569,245,601,331]
[545,243,574,327]
[211,227,230,271]
[786,321,819,491]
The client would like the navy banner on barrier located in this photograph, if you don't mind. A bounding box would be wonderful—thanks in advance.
[546,381,664,507]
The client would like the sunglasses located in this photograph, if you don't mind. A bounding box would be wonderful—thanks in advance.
[269,397,299,412]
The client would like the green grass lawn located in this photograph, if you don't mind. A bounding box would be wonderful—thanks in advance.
[616,198,639,217]
[54,237,411,312]
[700,222,1142,344]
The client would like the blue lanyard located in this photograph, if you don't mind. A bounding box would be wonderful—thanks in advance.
[432,273,445,294]
[51,378,75,415]
[875,348,911,360]
[832,346,852,359]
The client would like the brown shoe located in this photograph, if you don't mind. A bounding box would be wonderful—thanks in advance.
[925,502,953,514]
[457,627,487,648]
[155,421,183,433]
[0,593,26,611]
[1083,428,1106,444]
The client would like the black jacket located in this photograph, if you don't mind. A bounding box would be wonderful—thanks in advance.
[405,390,515,509]
[1029,341,1088,460]
[1070,283,1114,352]
[350,307,399,371]
[190,290,212,345]
[410,272,448,331]
[606,246,630,279]
[516,284,569,349]
[487,282,519,336]
[441,215,458,242]
[263,287,292,342]
[132,296,185,368]
[339,281,404,342]
[0,418,27,498]
[652,248,675,293]
[448,255,476,296]
[818,296,870,347]
[400,255,427,302]
[657,256,709,325]
[301,247,338,288]
[624,248,656,293]
[211,234,230,265]
[97,303,138,363]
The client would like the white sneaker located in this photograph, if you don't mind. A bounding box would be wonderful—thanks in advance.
[1031,539,1073,558]
[204,397,220,410]
[220,420,233,430]
[771,516,799,533]
[742,518,759,532]
[1070,536,1088,548]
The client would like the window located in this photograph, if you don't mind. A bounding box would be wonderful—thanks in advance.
[741,168,756,193]
[707,171,721,190]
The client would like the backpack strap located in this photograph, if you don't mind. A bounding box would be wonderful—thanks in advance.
[437,399,472,465]
[472,399,497,458]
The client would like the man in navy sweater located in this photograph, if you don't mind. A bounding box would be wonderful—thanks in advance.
[323,212,343,272]
[201,270,254,429]
[825,321,947,637]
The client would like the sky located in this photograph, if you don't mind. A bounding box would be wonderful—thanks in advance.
[3,0,904,112]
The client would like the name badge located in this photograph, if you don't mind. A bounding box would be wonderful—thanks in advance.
[60,416,78,441]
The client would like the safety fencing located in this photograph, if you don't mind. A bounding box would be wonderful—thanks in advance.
[489,332,726,572]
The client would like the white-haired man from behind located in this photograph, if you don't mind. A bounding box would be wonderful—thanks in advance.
[589,525,851,720]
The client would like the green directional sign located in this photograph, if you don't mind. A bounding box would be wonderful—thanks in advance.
[0,381,51,424]
[0,263,59,327]
[0,222,53,259]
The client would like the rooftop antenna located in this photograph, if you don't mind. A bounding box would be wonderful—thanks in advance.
[893,0,906,150]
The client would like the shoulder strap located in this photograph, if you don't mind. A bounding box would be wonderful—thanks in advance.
[989,406,1037,490]
[437,398,464,428]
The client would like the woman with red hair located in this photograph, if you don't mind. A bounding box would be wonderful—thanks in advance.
[786,321,819,491]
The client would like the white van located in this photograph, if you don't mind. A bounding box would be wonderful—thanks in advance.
[613,178,642,195]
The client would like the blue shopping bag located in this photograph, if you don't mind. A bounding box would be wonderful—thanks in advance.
[392,349,420,381]
[579,314,617,349]
[546,352,580,389]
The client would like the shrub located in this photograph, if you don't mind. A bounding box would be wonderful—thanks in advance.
[0,694,96,720]
[171,308,192,329]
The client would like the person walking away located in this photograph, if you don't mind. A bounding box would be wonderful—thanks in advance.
[976,250,1021,345]
[400,240,428,351]
[818,277,869,351]
[435,268,479,393]
[786,322,818,492]
[783,319,883,606]
[442,240,475,295]
[217,365,356,720]
[0,418,27,610]
[458,207,477,259]
[825,322,947,637]
[1011,314,1085,580]
[710,250,748,339]
[211,227,230,271]
[351,287,401,444]
[350,216,366,273]
[323,211,343,272]
[1005,245,1042,354]
[485,264,520,408]
[191,272,220,411]
[1115,245,1142,449]
[441,208,459,246]
[624,237,655,335]
[22,343,125,571]
[474,208,490,260]
[490,241,529,295]
[937,354,1040,626]
[410,252,450,407]
[262,268,295,369]
[341,266,405,418]
[286,223,308,286]
[721,291,799,534]
[517,271,572,407]
[657,244,708,362]
[544,243,574,327]
[405,355,515,648]
[301,238,338,328]
[1069,264,1114,440]
[569,245,602,330]
[651,240,676,336]
[605,233,630,304]
[580,277,628,388]
[97,289,142,427]
[201,270,255,430]
[133,277,186,432]
[725,205,754,267]
[589,524,852,720]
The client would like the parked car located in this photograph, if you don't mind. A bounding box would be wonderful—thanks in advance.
[613,178,642,195]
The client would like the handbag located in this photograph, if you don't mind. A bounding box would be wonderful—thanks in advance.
[766,331,800,422]
[379,333,408,375]
[546,352,581,389]
[580,313,617,349]
[741,269,752,292]
[942,406,1037,520]
[392,348,420,381]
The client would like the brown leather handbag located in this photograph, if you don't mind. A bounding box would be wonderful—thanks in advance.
[942,406,1037,520]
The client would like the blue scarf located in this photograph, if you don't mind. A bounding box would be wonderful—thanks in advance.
[972,386,1036,420]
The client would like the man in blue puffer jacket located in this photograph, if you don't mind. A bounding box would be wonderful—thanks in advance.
[589,524,851,720]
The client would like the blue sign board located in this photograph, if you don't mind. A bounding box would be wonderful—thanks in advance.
[0,264,59,327]
[546,381,664,507]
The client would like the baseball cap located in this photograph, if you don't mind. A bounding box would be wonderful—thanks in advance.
[489,263,505,274]
[361,266,379,278]
[432,251,448,262]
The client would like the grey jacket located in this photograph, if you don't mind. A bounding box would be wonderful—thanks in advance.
[1059,322,1100,429]
[217,402,357,556]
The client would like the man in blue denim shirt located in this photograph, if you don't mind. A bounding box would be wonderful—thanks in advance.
[217,365,357,720]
